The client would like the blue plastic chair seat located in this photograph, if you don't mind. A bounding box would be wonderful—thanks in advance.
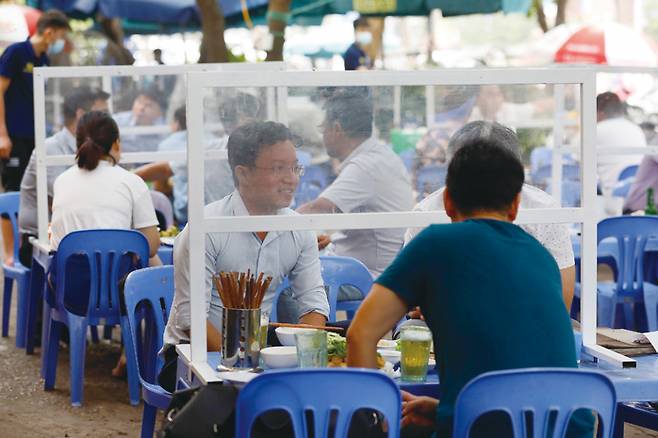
[236,369,401,438]
[123,266,174,438]
[0,192,31,348]
[42,229,150,406]
[453,368,617,438]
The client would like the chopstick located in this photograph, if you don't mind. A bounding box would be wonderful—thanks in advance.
[212,270,273,309]
[269,322,344,333]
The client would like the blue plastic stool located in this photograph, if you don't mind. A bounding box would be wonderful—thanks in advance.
[124,266,174,438]
[614,402,658,438]
[596,216,658,331]
[42,229,149,406]
[453,368,617,438]
[0,192,30,348]
[236,369,401,438]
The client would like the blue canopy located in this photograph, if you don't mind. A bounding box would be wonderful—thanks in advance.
[31,0,531,33]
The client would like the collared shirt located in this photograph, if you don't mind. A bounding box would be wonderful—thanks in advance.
[113,111,166,153]
[163,191,329,346]
[596,117,645,193]
[320,137,414,276]
[163,132,234,223]
[0,39,49,138]
[404,184,576,270]
[19,128,76,235]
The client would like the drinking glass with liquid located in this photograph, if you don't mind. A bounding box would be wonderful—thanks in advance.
[295,329,328,368]
[400,325,432,382]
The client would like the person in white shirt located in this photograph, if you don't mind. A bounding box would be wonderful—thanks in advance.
[50,111,160,256]
[113,87,166,153]
[596,92,645,193]
[18,86,110,266]
[50,110,161,377]
[406,121,576,309]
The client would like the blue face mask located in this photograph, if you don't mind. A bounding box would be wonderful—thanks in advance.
[48,39,65,56]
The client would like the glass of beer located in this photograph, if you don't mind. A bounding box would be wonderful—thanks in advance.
[400,325,432,382]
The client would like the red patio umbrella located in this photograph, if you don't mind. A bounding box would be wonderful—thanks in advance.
[0,4,42,47]
[554,23,657,66]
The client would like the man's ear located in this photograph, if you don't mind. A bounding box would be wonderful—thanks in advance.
[443,188,458,222]
[507,192,522,221]
[234,165,249,187]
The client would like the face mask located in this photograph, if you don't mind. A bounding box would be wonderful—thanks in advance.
[356,31,372,46]
[48,39,65,56]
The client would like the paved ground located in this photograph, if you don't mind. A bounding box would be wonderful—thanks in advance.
[0,274,657,437]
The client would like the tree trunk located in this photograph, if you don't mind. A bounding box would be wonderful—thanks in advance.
[196,0,228,63]
[265,0,292,61]
[533,0,549,33]
[365,17,385,66]
[555,0,568,27]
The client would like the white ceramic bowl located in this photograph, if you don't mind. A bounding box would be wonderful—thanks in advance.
[260,346,298,369]
[378,349,401,364]
[377,339,398,350]
[275,327,315,346]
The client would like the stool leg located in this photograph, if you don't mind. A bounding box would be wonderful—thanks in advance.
[2,275,12,337]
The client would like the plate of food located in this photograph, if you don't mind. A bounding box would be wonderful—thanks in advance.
[377,339,398,350]
[160,225,180,245]
[327,332,385,368]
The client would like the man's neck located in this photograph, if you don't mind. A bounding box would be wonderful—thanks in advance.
[336,136,368,162]
[64,123,76,136]
[239,190,278,216]
[29,35,48,57]
[454,211,511,223]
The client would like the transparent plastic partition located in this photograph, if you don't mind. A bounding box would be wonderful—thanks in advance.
[185,68,620,384]
[33,63,284,244]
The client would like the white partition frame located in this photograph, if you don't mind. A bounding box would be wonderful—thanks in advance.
[32,62,285,245]
[184,67,629,384]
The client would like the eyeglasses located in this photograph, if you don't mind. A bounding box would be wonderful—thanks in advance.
[252,164,305,177]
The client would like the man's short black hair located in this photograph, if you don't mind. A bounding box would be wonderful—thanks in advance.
[37,9,71,34]
[227,121,294,185]
[447,121,521,161]
[324,88,373,139]
[597,92,625,118]
[353,17,369,30]
[173,106,186,130]
[62,87,110,124]
[446,137,524,215]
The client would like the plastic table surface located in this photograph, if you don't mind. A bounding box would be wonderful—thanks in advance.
[174,344,440,397]
[175,345,658,402]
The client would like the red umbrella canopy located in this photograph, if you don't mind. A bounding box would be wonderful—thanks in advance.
[0,4,42,46]
[554,22,657,66]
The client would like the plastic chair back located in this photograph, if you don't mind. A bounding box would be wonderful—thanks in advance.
[123,266,174,384]
[150,190,174,230]
[453,368,616,438]
[416,165,447,200]
[236,369,401,438]
[598,216,658,297]
[618,165,639,181]
[0,192,21,262]
[320,256,373,321]
[54,229,150,319]
[297,150,312,168]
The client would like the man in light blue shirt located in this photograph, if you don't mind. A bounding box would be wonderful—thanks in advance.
[18,86,109,265]
[160,121,328,390]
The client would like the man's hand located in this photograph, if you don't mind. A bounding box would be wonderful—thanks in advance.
[407,306,424,320]
[401,390,438,428]
[317,234,331,250]
[0,135,12,160]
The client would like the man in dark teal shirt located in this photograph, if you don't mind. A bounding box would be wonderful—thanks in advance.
[347,127,591,437]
